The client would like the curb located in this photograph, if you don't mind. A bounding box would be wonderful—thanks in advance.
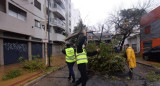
[136,61,160,70]
[24,65,67,86]
[136,61,154,68]
[24,71,52,86]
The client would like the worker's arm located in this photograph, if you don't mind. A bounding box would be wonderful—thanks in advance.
[87,48,100,56]
[62,49,66,55]
[87,51,98,56]
[77,32,87,53]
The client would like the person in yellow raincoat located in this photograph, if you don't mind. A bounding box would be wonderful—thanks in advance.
[124,44,136,79]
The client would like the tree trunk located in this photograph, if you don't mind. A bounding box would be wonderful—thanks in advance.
[120,35,126,51]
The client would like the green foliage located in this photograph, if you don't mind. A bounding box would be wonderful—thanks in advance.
[111,39,119,45]
[19,55,46,72]
[2,69,22,80]
[70,20,87,44]
[146,71,160,82]
[73,21,87,33]
[86,42,125,73]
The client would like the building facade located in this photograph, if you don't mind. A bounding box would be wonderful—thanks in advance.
[0,0,71,65]
[140,6,160,54]
[123,33,140,53]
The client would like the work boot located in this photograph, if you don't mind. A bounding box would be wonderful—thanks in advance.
[68,73,71,80]
[72,74,75,83]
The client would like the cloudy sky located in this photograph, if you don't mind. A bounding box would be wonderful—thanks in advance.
[71,0,160,26]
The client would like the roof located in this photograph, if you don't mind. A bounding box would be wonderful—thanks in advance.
[87,32,112,41]
[140,6,160,27]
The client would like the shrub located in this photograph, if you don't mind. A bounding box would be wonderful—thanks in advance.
[19,55,46,72]
[2,69,22,80]
[86,42,125,73]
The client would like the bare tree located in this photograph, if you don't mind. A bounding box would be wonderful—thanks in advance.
[108,0,153,51]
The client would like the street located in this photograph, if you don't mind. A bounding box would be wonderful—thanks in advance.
[26,62,160,86]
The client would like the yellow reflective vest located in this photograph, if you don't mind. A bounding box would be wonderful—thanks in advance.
[65,48,76,63]
[76,49,88,64]
[126,47,136,68]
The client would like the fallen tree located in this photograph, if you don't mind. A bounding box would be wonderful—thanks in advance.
[85,42,125,73]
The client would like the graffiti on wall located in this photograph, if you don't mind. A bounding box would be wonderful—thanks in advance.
[3,39,28,65]
[4,43,27,53]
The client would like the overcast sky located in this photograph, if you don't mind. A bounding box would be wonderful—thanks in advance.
[71,0,160,26]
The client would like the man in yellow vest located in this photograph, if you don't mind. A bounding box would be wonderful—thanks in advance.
[124,44,136,79]
[73,31,100,86]
[62,43,76,83]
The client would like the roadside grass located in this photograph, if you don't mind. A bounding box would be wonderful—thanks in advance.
[2,69,23,80]
[154,65,160,68]
[146,71,160,82]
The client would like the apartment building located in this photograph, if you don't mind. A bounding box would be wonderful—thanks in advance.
[0,0,71,65]
[65,0,71,35]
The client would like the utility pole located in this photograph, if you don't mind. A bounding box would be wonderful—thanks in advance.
[44,0,48,66]
[47,0,51,67]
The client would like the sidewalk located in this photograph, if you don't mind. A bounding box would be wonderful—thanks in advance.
[0,55,66,86]
[136,57,160,69]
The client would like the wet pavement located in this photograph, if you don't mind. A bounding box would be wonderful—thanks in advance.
[26,63,160,86]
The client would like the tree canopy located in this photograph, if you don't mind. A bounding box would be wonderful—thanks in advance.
[110,8,147,50]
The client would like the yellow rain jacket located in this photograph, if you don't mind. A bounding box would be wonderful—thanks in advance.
[126,47,136,68]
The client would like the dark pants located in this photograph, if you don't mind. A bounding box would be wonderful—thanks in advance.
[76,63,88,86]
[129,68,133,79]
[66,62,75,77]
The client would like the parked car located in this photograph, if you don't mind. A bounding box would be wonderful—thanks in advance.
[143,46,160,61]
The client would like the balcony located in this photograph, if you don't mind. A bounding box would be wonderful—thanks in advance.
[50,18,65,30]
[53,33,66,42]
[53,3,65,20]
[54,0,65,9]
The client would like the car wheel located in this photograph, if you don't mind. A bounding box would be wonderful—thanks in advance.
[143,55,150,61]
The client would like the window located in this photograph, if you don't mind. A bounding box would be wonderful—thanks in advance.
[35,20,41,28]
[145,26,151,34]
[105,35,109,38]
[34,0,41,10]
[89,36,94,39]
[8,3,26,21]
[0,0,6,13]
[42,25,45,30]
[69,28,71,32]
[69,12,71,17]
[69,20,71,26]
[69,4,71,9]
